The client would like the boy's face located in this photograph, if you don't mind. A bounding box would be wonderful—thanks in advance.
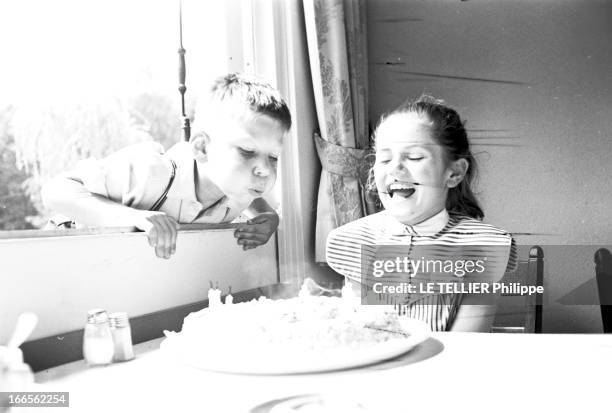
[202,113,284,204]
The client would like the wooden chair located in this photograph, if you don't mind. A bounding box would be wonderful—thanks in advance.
[595,248,612,333]
[491,246,544,333]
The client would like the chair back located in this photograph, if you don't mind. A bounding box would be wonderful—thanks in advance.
[491,246,544,333]
[595,248,612,333]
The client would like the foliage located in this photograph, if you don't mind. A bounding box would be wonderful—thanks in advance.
[2,93,184,229]
[129,92,183,150]
[0,105,38,230]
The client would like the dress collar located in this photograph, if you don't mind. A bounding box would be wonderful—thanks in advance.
[165,142,226,210]
[385,208,450,236]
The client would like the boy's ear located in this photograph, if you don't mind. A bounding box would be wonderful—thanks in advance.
[446,158,469,188]
[191,132,209,162]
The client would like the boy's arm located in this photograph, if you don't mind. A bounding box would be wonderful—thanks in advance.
[43,173,151,227]
[233,197,279,250]
[41,145,178,259]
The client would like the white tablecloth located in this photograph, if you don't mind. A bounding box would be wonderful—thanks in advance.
[34,332,612,413]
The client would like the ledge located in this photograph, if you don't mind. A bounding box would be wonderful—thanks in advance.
[0,223,241,240]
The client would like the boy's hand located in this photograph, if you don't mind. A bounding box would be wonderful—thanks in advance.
[133,211,179,259]
[234,212,279,250]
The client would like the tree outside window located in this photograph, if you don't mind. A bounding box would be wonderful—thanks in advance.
[0,0,228,229]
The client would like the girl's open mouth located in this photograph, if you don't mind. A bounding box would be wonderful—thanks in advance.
[387,182,416,198]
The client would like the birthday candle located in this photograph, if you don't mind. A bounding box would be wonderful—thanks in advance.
[208,282,222,308]
[298,283,310,299]
[341,278,356,301]
[225,286,233,305]
[340,278,358,317]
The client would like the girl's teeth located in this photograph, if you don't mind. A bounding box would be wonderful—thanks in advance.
[388,186,416,198]
[389,183,412,190]
[387,182,414,197]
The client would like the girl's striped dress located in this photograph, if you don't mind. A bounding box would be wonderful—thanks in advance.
[326,209,516,331]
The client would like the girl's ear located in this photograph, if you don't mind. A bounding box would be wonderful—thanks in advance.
[191,132,209,162]
[446,158,469,188]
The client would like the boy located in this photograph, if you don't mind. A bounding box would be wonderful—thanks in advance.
[42,73,291,259]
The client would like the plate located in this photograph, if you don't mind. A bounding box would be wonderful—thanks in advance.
[250,394,374,412]
[160,316,430,374]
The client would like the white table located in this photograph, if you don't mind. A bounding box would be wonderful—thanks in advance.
[34,333,612,413]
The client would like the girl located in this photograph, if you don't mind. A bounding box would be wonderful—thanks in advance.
[326,95,516,332]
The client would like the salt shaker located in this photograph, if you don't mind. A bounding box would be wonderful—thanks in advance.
[109,312,134,362]
[83,309,114,366]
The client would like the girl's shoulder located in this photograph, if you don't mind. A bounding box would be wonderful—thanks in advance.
[443,215,517,273]
[445,215,512,237]
[431,215,514,250]
[327,212,386,244]
[325,213,387,280]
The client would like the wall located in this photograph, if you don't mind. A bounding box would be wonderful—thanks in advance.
[367,0,612,332]
[1,229,277,341]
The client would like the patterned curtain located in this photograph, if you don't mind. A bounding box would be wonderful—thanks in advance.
[303,0,370,262]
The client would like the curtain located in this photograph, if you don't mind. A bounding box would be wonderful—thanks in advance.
[303,0,370,262]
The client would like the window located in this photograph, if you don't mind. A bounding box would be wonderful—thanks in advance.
[0,0,231,231]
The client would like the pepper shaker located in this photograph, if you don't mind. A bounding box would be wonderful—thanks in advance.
[109,312,134,362]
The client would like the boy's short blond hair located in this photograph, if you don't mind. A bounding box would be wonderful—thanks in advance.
[193,73,291,138]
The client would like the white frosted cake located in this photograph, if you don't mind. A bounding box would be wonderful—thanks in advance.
[161,280,426,373]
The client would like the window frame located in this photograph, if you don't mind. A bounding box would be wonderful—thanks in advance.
[0,223,241,240]
[0,0,315,285]
[0,1,256,240]
[251,0,320,286]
